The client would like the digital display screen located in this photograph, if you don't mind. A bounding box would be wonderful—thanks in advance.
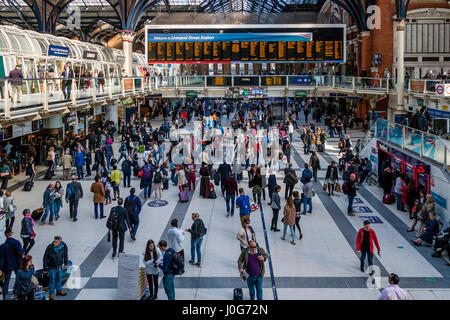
[225,87,269,99]
[147,25,345,63]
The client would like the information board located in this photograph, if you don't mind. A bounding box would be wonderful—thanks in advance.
[146,24,345,64]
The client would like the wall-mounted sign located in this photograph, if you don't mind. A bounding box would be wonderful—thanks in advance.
[116,56,126,63]
[48,45,70,57]
[83,51,98,60]
[186,91,198,98]
[436,83,450,97]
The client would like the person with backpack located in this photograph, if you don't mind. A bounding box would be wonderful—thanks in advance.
[42,235,68,300]
[90,175,106,220]
[125,188,142,241]
[107,198,131,258]
[270,185,282,232]
[0,227,24,300]
[185,213,207,267]
[3,190,17,229]
[236,188,251,227]
[65,175,83,222]
[153,164,164,201]
[237,240,268,301]
[117,142,128,164]
[309,152,320,182]
[167,219,185,274]
[283,163,298,200]
[143,240,163,300]
[121,157,132,188]
[156,240,177,300]
[236,218,256,251]
[110,165,121,200]
[300,163,313,185]
[344,173,358,216]
[141,162,154,199]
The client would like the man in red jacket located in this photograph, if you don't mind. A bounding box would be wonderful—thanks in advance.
[356,220,381,272]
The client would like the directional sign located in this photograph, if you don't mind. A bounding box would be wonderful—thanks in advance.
[436,84,445,96]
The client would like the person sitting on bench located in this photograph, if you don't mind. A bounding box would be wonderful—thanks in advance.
[431,223,450,266]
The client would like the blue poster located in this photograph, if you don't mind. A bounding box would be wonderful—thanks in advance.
[48,45,69,57]
[289,76,313,85]
[359,216,383,224]
[148,32,313,43]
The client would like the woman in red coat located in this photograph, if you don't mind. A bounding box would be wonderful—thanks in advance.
[356,220,381,272]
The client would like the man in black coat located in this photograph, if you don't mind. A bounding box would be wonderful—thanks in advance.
[111,198,131,258]
[0,228,24,300]
[218,160,232,196]
[95,147,106,176]
[43,236,68,300]
[61,65,74,100]
[66,175,83,222]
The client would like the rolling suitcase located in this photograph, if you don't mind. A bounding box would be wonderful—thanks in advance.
[31,208,45,221]
[209,190,217,199]
[383,193,395,204]
[163,178,169,190]
[178,191,189,203]
[44,169,53,180]
[110,158,117,167]
[233,288,243,300]
[24,181,34,191]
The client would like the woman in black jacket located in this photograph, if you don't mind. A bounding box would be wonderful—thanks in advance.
[406,180,418,219]
[325,161,339,196]
[185,213,206,267]
[249,167,263,205]
[382,167,394,195]
[20,209,35,255]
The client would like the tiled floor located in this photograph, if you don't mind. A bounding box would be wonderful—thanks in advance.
[4,114,450,300]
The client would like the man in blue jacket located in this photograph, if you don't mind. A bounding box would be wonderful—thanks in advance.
[41,183,55,225]
[121,157,133,188]
[104,141,114,170]
[300,163,313,185]
[157,240,175,300]
[75,150,85,180]
[0,228,24,300]
[125,188,142,241]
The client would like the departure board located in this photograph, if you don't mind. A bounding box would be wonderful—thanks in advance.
[146,25,346,63]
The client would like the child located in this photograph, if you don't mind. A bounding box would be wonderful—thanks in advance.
[105,177,112,205]
[293,191,303,240]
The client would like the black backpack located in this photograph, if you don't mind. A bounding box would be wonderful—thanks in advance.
[106,207,119,230]
[154,170,162,184]
[170,251,184,276]
[124,197,135,220]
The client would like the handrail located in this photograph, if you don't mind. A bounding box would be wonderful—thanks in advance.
[359,118,449,173]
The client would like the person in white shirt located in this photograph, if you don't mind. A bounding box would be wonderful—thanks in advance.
[166,219,185,274]
[378,273,408,300]
[288,122,294,142]
[143,239,163,300]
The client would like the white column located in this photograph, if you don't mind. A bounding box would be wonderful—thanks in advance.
[396,20,406,112]
[106,103,119,128]
[121,31,136,76]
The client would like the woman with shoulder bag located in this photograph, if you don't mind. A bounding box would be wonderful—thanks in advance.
[13,255,38,301]
[281,197,297,245]
[407,191,431,234]
[3,189,17,229]
[236,218,256,251]
[249,167,263,205]
[143,240,163,300]
[53,181,64,221]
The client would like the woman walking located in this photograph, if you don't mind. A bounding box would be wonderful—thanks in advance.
[325,161,339,196]
[249,167,263,205]
[270,185,282,232]
[53,181,64,221]
[20,209,35,255]
[143,240,162,300]
[281,196,296,245]
[199,163,211,198]
[237,217,256,251]
[407,193,434,237]
[3,189,17,229]
[293,191,303,240]
[153,164,164,200]
[176,164,188,192]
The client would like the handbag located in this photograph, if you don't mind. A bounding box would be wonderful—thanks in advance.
[334,182,341,193]
[17,281,36,296]
[322,184,327,191]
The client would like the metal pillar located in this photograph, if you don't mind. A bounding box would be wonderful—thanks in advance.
[395,19,406,112]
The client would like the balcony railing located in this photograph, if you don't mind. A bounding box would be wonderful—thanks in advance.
[0,75,447,120]
[358,118,450,173]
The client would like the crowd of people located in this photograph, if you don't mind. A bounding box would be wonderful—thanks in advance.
[0,96,448,302]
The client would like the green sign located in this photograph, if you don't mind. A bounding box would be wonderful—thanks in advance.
[295,91,307,98]
[243,89,249,96]
[121,97,134,105]
[186,91,198,98]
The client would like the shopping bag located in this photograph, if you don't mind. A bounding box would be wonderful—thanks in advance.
[322,184,327,191]
[335,183,341,193]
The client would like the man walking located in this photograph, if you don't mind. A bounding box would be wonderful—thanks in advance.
[8,65,23,104]
[185,213,207,267]
[90,175,106,219]
[157,240,176,300]
[356,220,381,273]
[237,240,268,301]
[61,64,74,100]
[224,172,239,218]
[283,163,298,200]
[346,173,358,216]
[236,188,251,226]
[125,188,142,241]
[43,235,68,300]
[65,175,83,222]
[218,160,232,196]
[61,150,72,181]
[167,219,185,274]
[94,146,106,176]
[0,228,24,300]
[108,198,131,258]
